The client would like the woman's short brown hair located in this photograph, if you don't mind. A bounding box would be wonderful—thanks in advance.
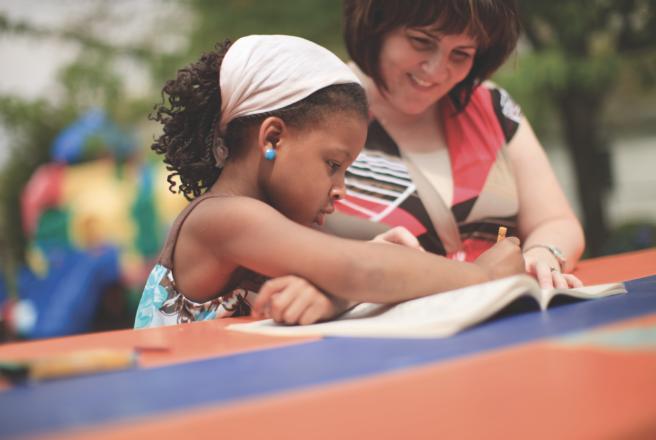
[343,0,520,112]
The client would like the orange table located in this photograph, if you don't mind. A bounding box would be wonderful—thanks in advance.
[1,248,655,439]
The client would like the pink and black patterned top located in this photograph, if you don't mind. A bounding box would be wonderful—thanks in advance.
[337,84,522,262]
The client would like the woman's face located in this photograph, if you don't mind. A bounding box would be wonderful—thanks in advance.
[377,26,477,115]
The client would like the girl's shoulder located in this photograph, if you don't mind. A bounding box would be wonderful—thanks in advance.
[192,194,279,216]
[183,195,283,240]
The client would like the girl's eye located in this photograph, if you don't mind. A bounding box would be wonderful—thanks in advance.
[327,160,341,174]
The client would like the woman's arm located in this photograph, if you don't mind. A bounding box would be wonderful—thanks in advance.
[191,196,524,303]
[506,116,585,287]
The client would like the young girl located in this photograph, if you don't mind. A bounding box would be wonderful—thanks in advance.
[134,35,524,329]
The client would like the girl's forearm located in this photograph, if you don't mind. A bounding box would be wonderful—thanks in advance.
[320,242,489,303]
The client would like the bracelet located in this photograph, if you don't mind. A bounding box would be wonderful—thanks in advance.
[523,244,566,271]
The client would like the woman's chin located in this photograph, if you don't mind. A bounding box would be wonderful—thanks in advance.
[398,101,434,117]
[387,94,437,116]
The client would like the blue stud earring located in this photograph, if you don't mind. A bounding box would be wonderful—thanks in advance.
[264,147,277,161]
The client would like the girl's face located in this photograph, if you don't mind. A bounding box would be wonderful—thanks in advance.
[264,113,367,227]
[377,26,477,115]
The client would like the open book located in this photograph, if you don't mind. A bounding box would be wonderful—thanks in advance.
[228,275,626,339]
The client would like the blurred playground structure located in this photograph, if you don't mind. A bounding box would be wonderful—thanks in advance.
[0,109,186,339]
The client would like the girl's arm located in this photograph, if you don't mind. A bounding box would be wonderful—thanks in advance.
[259,227,422,325]
[322,211,390,240]
[506,116,585,288]
[253,275,353,325]
[188,196,524,303]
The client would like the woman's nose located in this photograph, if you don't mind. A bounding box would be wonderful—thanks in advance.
[422,52,449,82]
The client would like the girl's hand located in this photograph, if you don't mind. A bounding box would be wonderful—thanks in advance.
[372,226,424,251]
[523,247,583,289]
[252,276,350,325]
[474,237,525,280]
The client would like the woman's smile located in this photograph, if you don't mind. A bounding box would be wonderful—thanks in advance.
[408,72,437,89]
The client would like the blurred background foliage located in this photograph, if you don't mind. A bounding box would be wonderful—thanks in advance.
[147,0,345,88]
[500,0,656,256]
[0,0,654,337]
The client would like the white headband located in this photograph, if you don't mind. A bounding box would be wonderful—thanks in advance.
[218,34,360,135]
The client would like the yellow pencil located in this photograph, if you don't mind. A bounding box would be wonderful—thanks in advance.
[496,226,507,242]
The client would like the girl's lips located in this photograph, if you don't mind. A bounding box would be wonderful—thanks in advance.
[314,204,334,226]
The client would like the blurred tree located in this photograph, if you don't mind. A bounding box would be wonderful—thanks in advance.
[149,0,342,85]
[513,0,656,256]
[187,0,342,54]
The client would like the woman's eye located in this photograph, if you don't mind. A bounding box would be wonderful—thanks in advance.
[451,51,473,62]
[408,35,434,50]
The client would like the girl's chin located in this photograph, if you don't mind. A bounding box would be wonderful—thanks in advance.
[313,213,325,227]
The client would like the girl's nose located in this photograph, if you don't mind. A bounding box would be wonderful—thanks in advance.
[330,185,345,201]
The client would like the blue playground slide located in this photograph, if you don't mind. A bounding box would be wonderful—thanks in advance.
[0,246,120,338]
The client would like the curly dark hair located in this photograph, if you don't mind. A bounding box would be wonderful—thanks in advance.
[150,40,368,200]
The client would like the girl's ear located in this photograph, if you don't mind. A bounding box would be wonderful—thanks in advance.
[257,116,287,156]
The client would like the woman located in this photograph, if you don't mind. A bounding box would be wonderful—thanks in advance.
[329,0,584,288]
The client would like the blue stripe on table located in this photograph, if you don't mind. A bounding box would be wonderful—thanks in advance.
[1,275,655,439]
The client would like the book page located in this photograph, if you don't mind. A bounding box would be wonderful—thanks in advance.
[541,282,626,309]
[229,276,626,339]
[229,275,541,338]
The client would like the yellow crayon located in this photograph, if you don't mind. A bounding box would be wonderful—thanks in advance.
[30,349,137,381]
[0,349,138,382]
[496,226,507,242]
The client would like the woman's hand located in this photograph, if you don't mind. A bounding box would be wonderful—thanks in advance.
[371,226,425,251]
[473,237,525,280]
[252,275,350,325]
[523,247,583,289]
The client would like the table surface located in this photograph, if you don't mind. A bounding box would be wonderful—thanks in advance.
[1,248,655,440]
